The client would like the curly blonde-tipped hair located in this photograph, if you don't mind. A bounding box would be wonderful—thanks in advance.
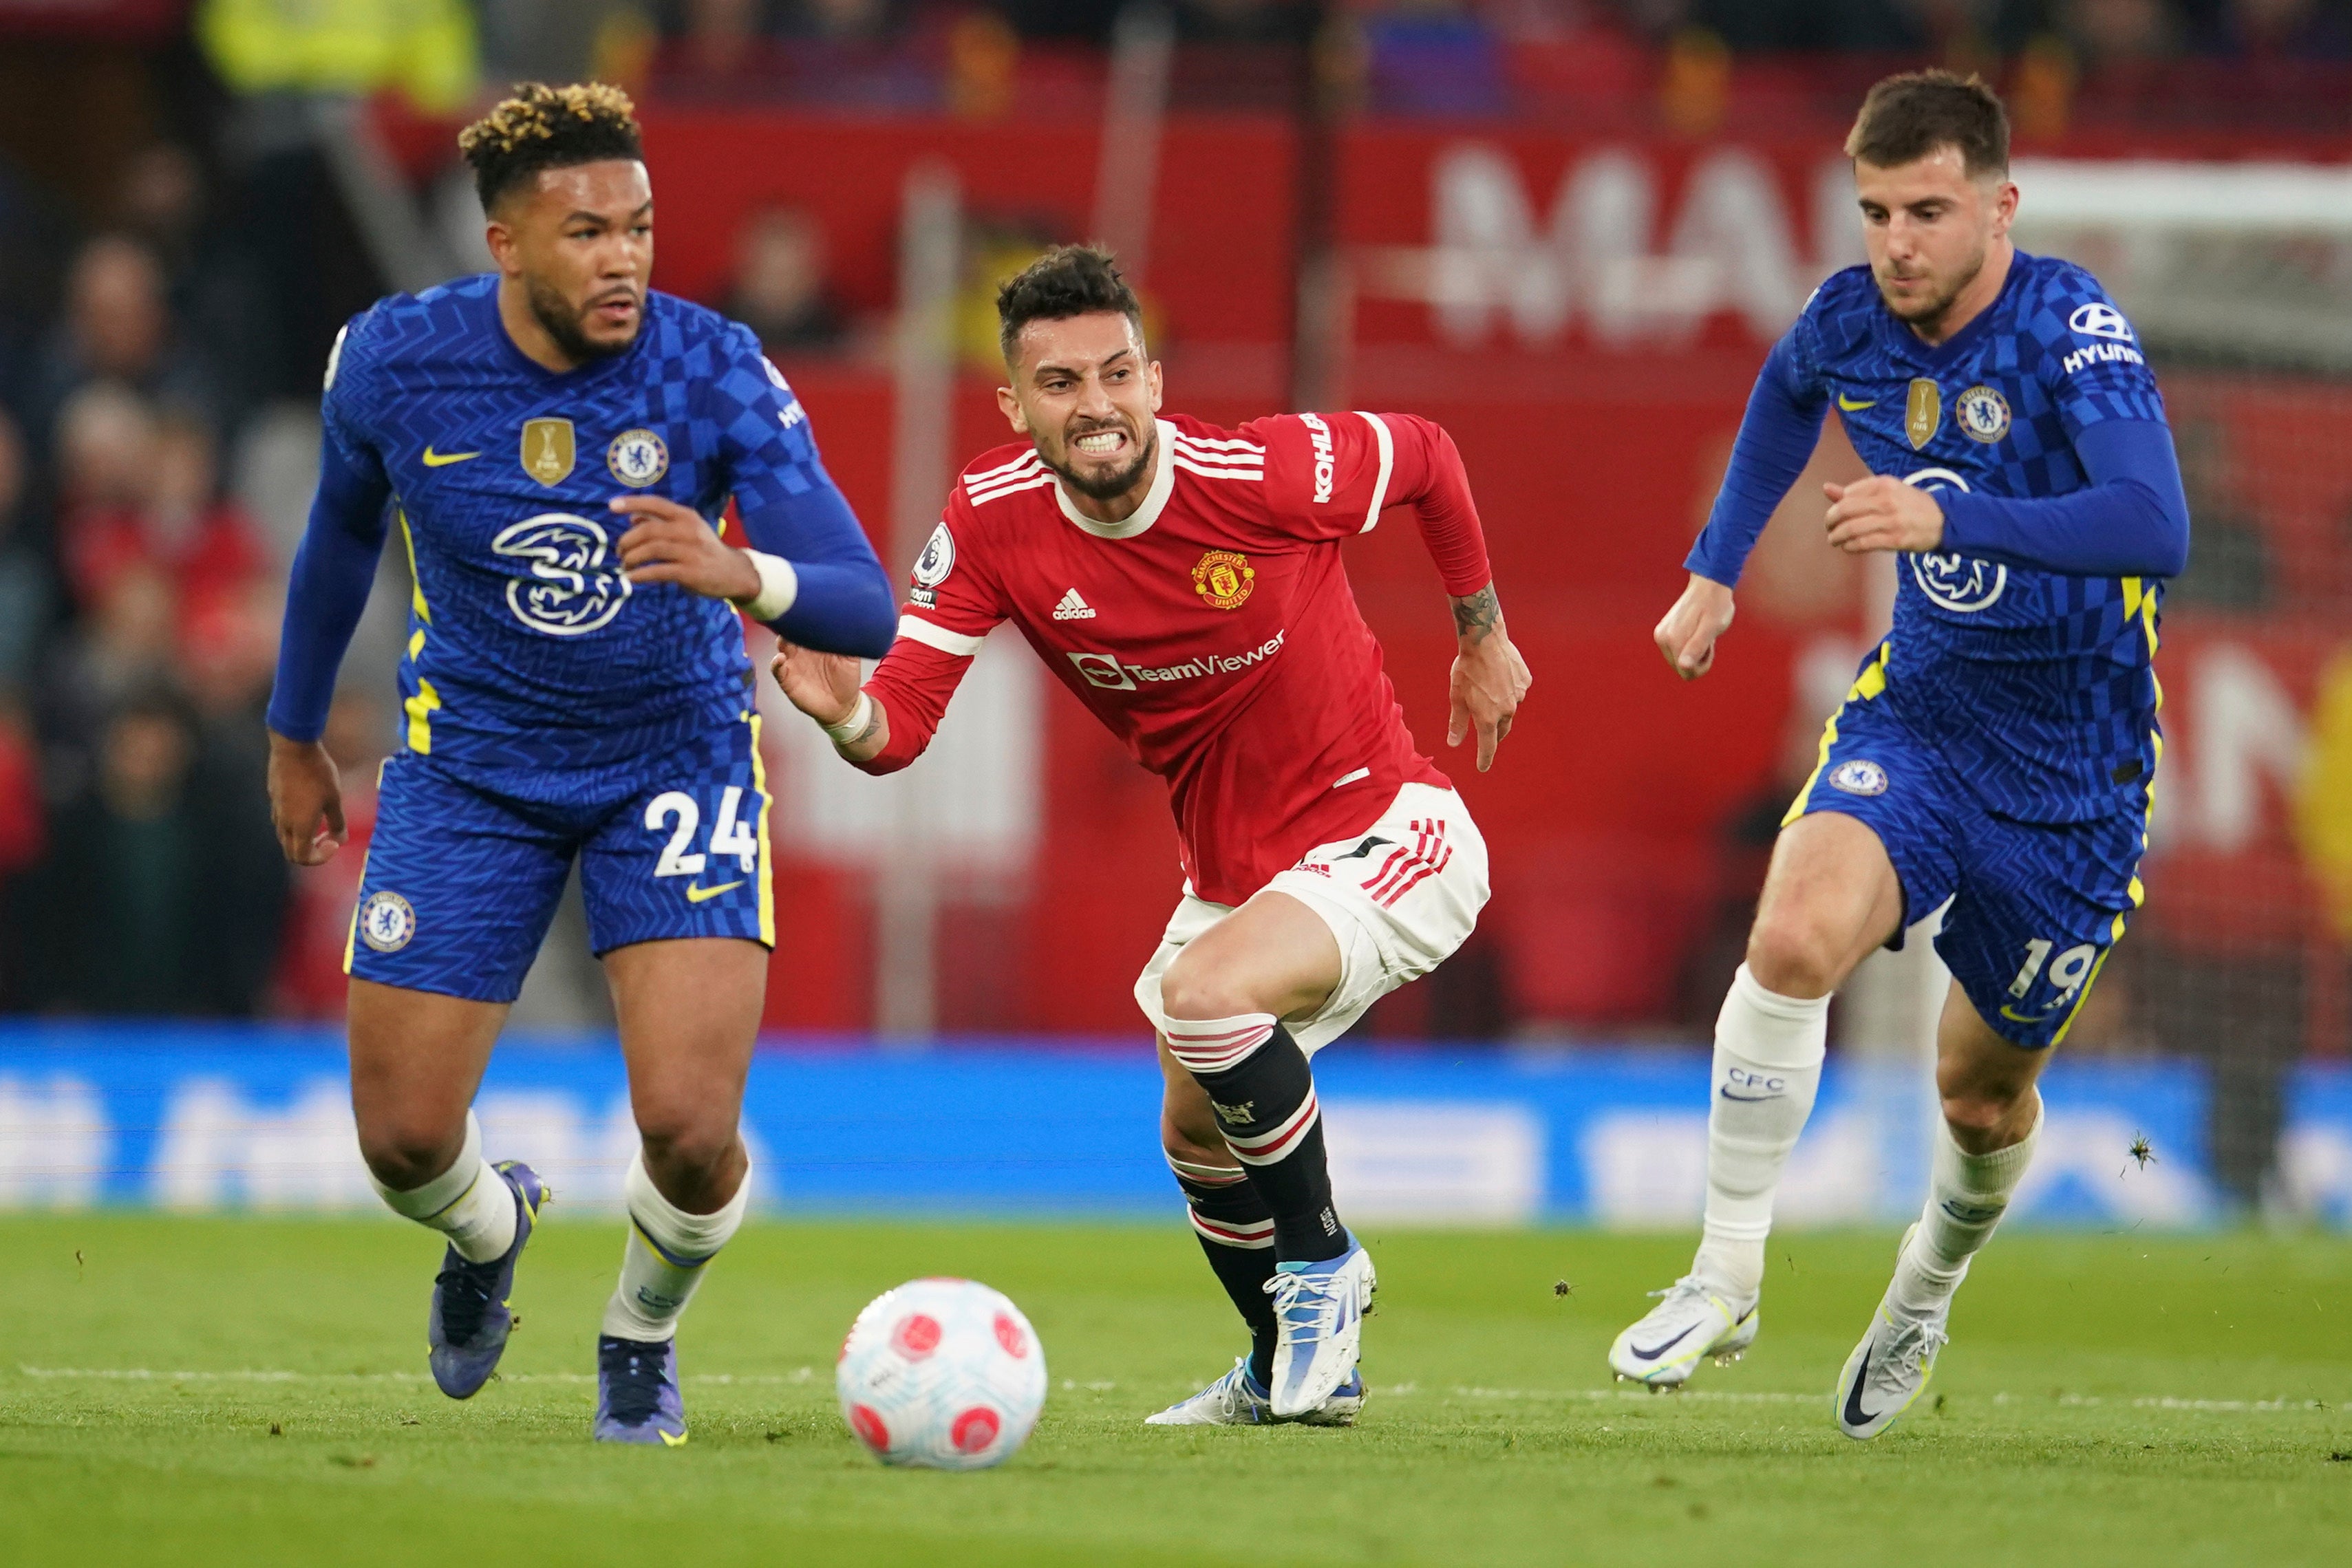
[459,82,643,211]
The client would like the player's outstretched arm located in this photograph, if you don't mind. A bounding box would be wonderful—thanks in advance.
[770,640,890,763]
[1654,572,1736,681]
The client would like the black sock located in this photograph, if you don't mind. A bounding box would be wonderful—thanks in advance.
[1167,1157,1279,1386]
[1167,1019,1348,1265]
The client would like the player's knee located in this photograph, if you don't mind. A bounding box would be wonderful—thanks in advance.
[356,1117,467,1192]
[1157,951,1255,1024]
[1939,1080,2027,1139]
[1744,912,1846,999]
[633,1106,738,1187]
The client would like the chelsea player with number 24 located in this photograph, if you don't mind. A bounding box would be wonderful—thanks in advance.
[264,84,895,1446]
[1614,72,2190,1437]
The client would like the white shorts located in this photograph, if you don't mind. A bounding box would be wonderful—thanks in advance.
[1133,782,1489,1057]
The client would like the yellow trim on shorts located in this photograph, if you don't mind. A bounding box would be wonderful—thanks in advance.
[1782,641,1892,828]
[2051,780,2155,1046]
[748,711,775,948]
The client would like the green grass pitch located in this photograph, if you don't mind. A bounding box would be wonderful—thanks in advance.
[1,1214,2346,1566]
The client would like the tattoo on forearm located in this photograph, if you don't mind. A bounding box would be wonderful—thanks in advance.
[1451,586,1501,644]
[842,709,884,750]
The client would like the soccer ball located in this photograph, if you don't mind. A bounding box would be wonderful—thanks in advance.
[835,1278,1047,1470]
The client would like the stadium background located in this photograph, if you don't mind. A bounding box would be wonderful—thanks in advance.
[0,0,2344,1229]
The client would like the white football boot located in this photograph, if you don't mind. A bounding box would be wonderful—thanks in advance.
[1833,1224,1963,1441]
[1607,1276,1760,1388]
[1266,1241,1376,1418]
[1143,1357,1366,1427]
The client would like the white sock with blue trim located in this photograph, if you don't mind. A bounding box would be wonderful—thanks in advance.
[1892,1102,2040,1314]
[601,1151,752,1343]
[1691,965,1828,1303]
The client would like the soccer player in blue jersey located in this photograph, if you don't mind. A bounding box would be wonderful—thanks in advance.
[264,84,895,1445]
[1609,72,2189,1437]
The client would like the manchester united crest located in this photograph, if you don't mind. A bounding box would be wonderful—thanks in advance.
[1192,550,1254,610]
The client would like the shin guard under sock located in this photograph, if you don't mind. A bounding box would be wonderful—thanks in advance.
[1163,1015,1347,1265]
[1168,1154,1279,1385]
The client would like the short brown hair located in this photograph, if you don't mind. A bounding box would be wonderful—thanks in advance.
[1844,69,2009,178]
[996,245,1142,363]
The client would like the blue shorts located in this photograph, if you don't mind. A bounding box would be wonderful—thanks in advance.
[346,712,773,1003]
[1786,649,2150,1049]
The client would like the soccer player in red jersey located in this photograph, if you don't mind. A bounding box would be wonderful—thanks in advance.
[773,248,1531,1425]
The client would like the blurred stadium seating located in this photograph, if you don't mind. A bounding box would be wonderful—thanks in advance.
[0,1,2344,1218]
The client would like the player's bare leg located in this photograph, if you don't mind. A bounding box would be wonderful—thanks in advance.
[1611,812,1903,1387]
[348,980,552,1399]
[1837,985,2048,1439]
[1152,892,1374,1417]
[592,936,767,1446]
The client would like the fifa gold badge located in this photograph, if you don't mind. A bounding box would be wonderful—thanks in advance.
[1192,550,1254,610]
[522,417,576,486]
[1905,378,1941,450]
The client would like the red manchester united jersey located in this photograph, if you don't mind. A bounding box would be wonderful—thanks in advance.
[857,411,1490,906]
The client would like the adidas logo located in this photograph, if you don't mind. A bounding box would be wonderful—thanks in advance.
[1051,588,1097,621]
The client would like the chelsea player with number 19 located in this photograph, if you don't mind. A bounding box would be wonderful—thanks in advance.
[1614,72,2190,1436]
[264,84,895,1445]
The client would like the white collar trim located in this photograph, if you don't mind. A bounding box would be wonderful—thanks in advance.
[1054,418,1174,539]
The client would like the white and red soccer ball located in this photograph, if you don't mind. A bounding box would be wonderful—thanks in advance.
[836,1278,1047,1470]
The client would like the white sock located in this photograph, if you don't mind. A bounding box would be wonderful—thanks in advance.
[369,1111,517,1264]
[1894,1099,2041,1313]
[1691,964,1828,1302]
[601,1150,752,1343]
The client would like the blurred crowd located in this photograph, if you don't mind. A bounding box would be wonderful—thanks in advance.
[0,133,376,1019]
[634,0,2352,56]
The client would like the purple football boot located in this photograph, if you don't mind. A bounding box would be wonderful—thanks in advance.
[595,1335,688,1446]
[427,1161,550,1399]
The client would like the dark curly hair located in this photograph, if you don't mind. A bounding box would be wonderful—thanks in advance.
[458,82,643,213]
[1846,69,2009,178]
[996,245,1142,363]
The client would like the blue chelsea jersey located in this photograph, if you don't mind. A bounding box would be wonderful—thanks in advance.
[1787,252,2170,823]
[322,274,822,771]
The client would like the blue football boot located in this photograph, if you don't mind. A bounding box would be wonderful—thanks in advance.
[427,1160,549,1399]
[595,1335,688,1446]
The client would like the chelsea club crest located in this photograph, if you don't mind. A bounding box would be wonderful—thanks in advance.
[1956,385,2011,444]
[1828,760,1888,797]
[359,890,416,952]
[607,428,670,486]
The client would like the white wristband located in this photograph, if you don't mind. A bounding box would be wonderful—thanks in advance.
[731,550,800,622]
[822,691,874,747]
